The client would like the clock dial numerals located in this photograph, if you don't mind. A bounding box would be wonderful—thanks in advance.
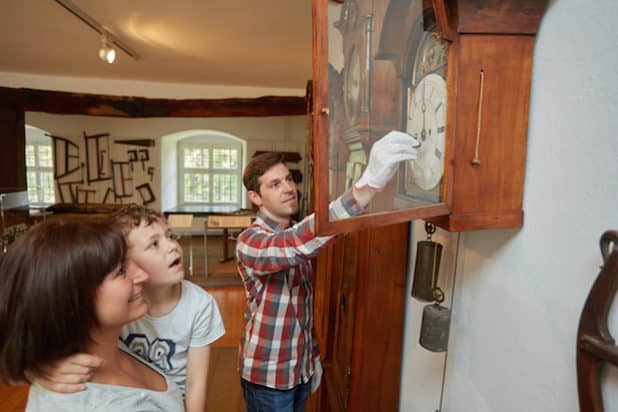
[406,73,447,191]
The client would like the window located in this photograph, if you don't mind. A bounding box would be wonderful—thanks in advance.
[25,132,55,205]
[178,137,242,207]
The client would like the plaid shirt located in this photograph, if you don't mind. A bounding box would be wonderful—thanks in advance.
[236,189,364,389]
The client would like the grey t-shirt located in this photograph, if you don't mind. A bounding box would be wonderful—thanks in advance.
[121,280,225,394]
[25,345,184,412]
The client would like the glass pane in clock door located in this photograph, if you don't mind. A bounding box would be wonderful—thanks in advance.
[325,0,368,204]
[316,0,451,233]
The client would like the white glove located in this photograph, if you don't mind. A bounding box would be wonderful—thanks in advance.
[354,131,419,191]
[311,356,323,394]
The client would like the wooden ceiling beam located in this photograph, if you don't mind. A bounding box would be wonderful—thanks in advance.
[0,87,306,118]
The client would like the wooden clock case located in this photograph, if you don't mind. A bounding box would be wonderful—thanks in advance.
[308,1,548,411]
[312,0,549,234]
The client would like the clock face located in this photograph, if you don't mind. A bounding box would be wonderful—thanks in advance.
[413,31,449,85]
[406,73,447,191]
[343,47,361,126]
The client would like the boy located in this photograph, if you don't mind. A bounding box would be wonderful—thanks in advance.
[37,206,225,412]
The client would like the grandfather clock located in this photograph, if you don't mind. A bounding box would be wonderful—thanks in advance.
[311,0,549,411]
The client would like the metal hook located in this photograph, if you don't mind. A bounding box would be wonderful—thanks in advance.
[425,221,436,240]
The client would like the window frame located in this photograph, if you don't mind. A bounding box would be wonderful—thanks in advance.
[25,133,55,206]
[177,136,243,207]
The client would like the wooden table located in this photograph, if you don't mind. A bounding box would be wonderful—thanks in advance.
[164,206,254,265]
[207,214,254,262]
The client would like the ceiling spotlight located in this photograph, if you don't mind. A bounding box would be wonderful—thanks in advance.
[99,35,116,64]
[55,0,138,61]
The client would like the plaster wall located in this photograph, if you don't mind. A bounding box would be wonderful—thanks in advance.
[400,0,618,410]
[25,112,307,212]
[1,71,308,213]
[0,71,304,98]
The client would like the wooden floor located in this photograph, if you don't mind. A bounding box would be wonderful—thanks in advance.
[207,347,247,412]
[178,234,244,286]
[0,381,28,412]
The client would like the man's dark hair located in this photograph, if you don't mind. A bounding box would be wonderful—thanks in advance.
[0,219,126,383]
[243,152,287,194]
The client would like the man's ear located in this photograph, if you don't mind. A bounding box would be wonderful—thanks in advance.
[247,190,262,208]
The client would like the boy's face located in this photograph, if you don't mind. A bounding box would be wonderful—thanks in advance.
[247,162,298,225]
[127,219,185,289]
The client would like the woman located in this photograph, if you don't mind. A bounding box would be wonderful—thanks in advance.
[0,219,184,411]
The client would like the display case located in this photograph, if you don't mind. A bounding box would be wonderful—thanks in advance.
[312,0,549,234]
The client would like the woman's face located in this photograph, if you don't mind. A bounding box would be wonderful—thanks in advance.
[95,259,149,328]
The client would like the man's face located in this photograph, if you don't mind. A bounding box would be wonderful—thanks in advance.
[248,163,298,225]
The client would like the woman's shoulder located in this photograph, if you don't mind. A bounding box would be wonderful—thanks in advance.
[26,380,183,412]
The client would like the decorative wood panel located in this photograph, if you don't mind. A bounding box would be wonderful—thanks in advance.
[456,0,549,34]
[314,223,408,411]
[429,34,535,231]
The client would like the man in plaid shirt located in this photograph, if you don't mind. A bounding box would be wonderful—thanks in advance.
[237,131,418,412]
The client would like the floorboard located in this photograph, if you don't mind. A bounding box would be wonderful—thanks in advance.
[178,235,244,286]
[207,347,247,412]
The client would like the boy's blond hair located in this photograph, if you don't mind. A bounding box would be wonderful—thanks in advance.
[107,204,163,238]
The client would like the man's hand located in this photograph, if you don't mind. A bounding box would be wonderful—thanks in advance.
[311,357,323,394]
[354,130,419,191]
[30,353,104,393]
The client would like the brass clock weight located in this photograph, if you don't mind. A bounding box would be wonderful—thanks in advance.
[411,221,442,301]
[412,221,451,352]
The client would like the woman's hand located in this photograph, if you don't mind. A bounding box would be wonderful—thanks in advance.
[29,353,105,393]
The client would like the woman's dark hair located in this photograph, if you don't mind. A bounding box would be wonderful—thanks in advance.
[242,152,287,194]
[0,218,126,383]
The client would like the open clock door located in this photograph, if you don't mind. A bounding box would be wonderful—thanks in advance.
[312,0,452,235]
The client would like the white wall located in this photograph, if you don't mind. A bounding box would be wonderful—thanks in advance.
[0,72,308,213]
[0,71,303,98]
[25,112,307,212]
[1,71,308,211]
[400,0,618,411]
